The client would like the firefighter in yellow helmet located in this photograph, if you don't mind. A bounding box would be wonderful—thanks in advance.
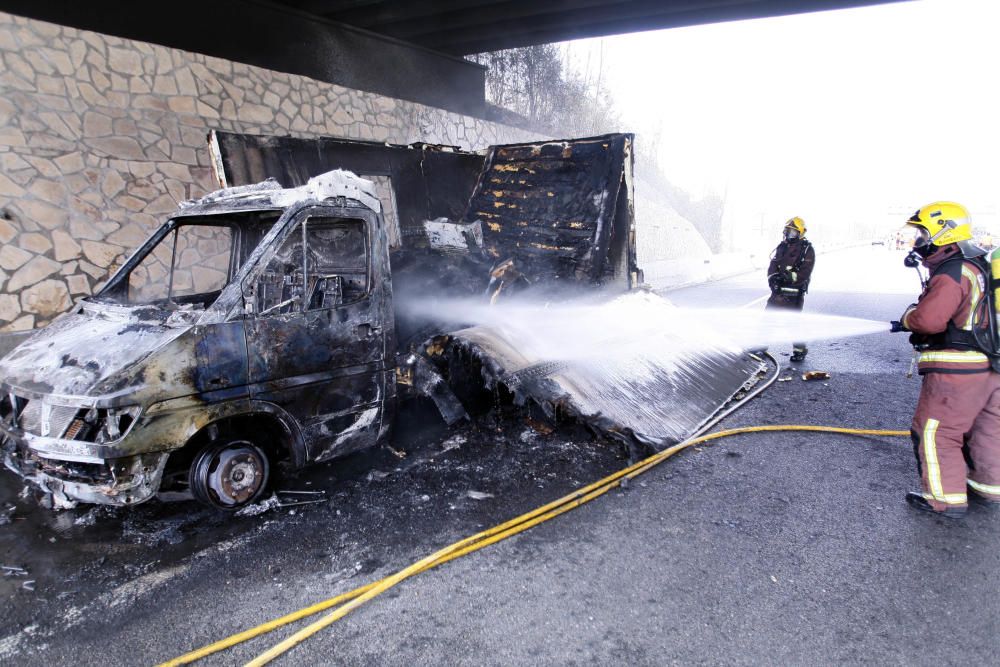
[766,217,816,362]
[891,201,1000,518]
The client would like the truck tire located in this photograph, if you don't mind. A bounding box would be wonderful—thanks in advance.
[189,439,270,510]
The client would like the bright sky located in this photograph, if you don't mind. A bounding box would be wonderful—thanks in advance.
[564,0,1000,240]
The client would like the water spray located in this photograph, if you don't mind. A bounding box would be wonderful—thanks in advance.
[401,292,889,361]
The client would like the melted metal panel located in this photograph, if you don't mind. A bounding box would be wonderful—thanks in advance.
[429,292,766,450]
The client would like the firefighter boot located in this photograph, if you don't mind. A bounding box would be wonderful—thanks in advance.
[906,491,967,519]
[790,344,808,363]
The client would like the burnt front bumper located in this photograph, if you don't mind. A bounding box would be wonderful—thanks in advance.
[2,434,168,508]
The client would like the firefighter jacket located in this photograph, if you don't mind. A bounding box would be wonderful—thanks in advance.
[768,239,815,292]
[902,244,991,374]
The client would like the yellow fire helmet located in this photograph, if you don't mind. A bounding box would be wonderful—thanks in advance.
[784,217,806,239]
[907,201,973,246]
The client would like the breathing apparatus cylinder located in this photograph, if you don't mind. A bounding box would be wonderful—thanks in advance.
[984,247,1000,372]
[992,247,1000,310]
[991,247,1000,331]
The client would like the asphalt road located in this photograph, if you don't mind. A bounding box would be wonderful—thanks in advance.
[3,244,999,665]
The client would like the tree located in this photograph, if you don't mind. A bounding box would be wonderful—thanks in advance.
[468,45,620,137]
[470,45,725,251]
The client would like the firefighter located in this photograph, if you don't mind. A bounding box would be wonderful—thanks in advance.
[766,217,816,362]
[893,201,1000,518]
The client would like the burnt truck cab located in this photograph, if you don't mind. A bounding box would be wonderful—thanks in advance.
[0,170,396,509]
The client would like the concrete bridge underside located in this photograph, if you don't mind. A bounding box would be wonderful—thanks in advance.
[0,0,908,117]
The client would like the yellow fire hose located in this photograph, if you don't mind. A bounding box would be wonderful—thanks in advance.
[158,424,909,667]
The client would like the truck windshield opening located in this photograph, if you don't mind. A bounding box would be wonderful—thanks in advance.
[98,210,280,309]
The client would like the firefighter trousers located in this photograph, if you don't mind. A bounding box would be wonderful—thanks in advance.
[766,290,806,355]
[911,370,1000,511]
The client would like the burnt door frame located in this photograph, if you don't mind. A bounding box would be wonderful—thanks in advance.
[241,203,389,463]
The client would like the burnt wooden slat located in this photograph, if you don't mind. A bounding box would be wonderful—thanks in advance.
[464,133,633,287]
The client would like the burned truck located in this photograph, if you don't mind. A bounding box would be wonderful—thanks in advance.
[0,171,399,509]
[0,133,770,510]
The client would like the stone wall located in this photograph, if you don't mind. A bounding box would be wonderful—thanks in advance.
[0,11,537,331]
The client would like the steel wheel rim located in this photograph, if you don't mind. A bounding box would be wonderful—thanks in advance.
[195,440,268,509]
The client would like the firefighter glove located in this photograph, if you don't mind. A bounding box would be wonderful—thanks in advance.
[899,304,917,330]
[909,332,931,348]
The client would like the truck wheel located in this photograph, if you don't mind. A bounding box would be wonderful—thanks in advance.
[189,439,270,510]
